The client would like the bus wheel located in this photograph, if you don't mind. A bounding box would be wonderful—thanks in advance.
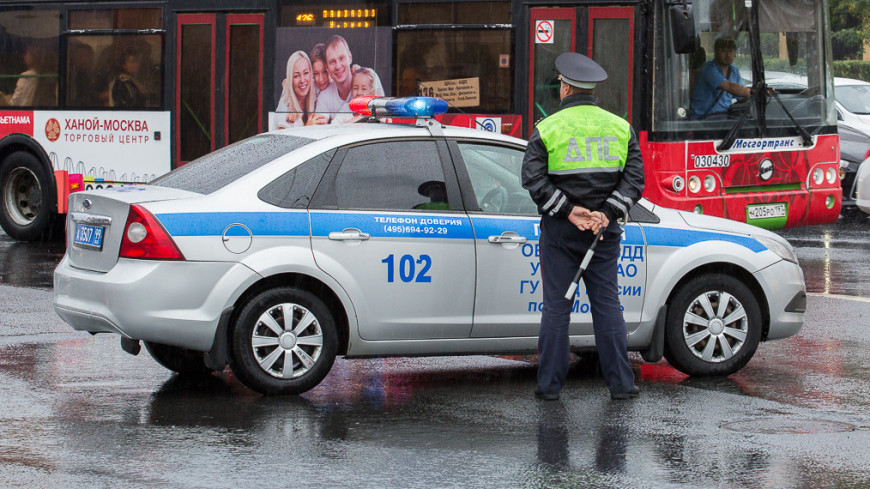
[230,287,337,395]
[0,151,53,241]
[143,342,215,377]
[663,274,762,376]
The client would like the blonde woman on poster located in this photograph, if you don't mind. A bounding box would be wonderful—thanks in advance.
[274,50,327,129]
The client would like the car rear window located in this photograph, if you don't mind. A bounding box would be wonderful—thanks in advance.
[152,134,314,194]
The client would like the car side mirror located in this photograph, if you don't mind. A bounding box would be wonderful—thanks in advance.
[669,2,696,54]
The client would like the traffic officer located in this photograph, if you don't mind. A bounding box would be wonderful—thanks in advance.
[522,52,645,401]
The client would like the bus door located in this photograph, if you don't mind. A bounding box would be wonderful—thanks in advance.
[528,6,635,136]
[175,13,264,166]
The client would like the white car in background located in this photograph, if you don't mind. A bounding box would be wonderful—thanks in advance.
[834,78,870,215]
[835,77,870,136]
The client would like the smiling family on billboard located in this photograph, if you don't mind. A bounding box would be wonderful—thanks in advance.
[270,26,392,130]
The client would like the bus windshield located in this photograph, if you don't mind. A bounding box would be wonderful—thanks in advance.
[653,0,836,140]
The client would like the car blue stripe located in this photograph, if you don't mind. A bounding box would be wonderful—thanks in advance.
[468,216,764,252]
[156,211,767,252]
[642,227,766,252]
[157,212,310,237]
[467,216,646,245]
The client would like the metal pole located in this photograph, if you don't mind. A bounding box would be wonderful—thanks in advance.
[564,227,606,300]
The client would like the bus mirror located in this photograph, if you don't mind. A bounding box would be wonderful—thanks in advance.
[786,32,799,65]
[669,3,696,54]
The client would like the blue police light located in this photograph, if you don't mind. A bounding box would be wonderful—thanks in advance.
[384,97,449,118]
[349,96,450,119]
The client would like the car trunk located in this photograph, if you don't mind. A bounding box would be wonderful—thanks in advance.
[66,186,200,273]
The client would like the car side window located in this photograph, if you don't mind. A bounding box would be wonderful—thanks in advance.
[258,150,334,208]
[325,141,449,211]
[457,143,538,215]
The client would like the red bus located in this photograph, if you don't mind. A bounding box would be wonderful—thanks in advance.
[0,0,840,241]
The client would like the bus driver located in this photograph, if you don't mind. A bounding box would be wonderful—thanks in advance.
[689,37,752,119]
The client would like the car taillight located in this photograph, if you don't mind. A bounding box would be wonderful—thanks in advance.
[119,204,185,260]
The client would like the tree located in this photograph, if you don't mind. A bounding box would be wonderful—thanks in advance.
[830,0,870,59]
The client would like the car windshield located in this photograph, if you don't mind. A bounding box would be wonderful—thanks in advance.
[152,134,314,194]
[837,85,870,115]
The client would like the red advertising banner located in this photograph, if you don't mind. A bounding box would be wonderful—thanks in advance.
[0,110,34,137]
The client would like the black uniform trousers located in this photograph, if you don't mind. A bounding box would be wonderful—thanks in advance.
[537,214,635,395]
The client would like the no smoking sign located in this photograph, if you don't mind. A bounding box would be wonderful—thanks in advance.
[535,20,554,44]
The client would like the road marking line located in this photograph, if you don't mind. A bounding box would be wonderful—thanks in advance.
[808,292,870,303]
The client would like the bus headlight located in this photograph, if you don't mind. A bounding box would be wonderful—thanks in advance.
[704,175,716,192]
[826,167,837,184]
[672,176,685,192]
[688,175,701,193]
[812,168,824,185]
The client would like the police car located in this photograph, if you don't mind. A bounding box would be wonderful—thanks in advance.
[53,97,806,395]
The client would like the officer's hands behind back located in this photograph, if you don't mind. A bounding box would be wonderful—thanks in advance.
[568,206,607,235]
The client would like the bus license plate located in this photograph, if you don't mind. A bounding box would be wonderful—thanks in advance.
[73,223,105,250]
[747,203,787,220]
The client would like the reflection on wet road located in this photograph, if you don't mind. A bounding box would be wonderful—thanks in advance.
[0,231,64,290]
[1,286,869,488]
[2,216,870,487]
[778,213,870,297]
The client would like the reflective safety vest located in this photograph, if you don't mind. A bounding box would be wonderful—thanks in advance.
[537,105,631,175]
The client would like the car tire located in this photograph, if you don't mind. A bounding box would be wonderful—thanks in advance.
[0,151,54,241]
[230,287,337,395]
[144,341,214,377]
[663,274,762,376]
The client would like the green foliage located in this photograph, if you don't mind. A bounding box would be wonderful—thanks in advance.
[830,0,870,33]
[832,60,870,81]
[830,0,870,59]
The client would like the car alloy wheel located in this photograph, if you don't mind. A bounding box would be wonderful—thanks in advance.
[251,301,324,379]
[231,287,337,395]
[681,289,748,363]
[664,274,761,376]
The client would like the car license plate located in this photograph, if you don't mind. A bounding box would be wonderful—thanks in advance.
[747,203,787,220]
[73,223,105,250]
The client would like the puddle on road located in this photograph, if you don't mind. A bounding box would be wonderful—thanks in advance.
[0,233,65,289]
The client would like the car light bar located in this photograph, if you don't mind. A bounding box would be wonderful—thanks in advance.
[349,96,449,118]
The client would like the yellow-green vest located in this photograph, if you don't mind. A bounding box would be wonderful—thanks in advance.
[537,105,631,175]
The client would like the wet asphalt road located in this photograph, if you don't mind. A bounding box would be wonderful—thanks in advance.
[2,216,870,488]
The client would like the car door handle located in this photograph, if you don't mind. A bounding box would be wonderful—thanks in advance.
[328,229,371,241]
[488,233,528,244]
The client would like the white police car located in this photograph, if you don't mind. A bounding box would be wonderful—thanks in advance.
[54,97,806,395]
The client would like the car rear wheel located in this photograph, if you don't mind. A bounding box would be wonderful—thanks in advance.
[144,342,214,377]
[230,287,337,395]
[664,274,762,376]
[0,151,54,241]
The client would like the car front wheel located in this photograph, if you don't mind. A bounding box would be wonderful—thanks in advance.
[664,274,762,376]
[230,287,337,395]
